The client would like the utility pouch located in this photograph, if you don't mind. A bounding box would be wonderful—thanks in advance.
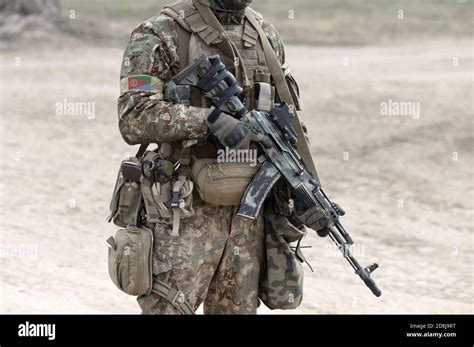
[108,158,144,228]
[259,197,306,310]
[140,150,194,227]
[191,158,260,206]
[107,226,153,296]
[140,151,173,224]
[121,160,142,182]
[254,82,274,112]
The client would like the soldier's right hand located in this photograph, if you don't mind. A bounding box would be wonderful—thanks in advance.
[207,108,269,150]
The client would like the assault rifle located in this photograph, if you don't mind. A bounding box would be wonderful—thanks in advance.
[166,54,381,297]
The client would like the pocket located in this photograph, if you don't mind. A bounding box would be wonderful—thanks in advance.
[108,159,144,228]
[259,208,305,310]
[106,226,154,296]
[107,239,123,291]
[191,159,259,206]
[152,252,173,277]
[116,181,143,227]
[269,213,306,244]
[107,170,125,223]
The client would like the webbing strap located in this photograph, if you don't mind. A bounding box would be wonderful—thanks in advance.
[152,280,195,315]
[171,179,184,236]
[244,8,320,182]
[193,0,251,88]
[135,144,149,159]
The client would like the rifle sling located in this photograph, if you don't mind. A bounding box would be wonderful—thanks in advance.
[244,8,320,182]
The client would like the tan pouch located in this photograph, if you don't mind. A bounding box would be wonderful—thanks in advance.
[107,159,144,228]
[106,226,153,296]
[191,158,259,206]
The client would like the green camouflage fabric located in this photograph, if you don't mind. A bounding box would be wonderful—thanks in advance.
[137,201,264,314]
[259,211,305,310]
[118,16,209,145]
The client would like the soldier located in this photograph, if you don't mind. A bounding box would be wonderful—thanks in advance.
[117,0,330,314]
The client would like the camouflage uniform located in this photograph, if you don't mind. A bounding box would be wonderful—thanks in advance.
[118,0,303,314]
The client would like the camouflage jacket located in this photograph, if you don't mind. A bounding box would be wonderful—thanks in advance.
[118,5,301,146]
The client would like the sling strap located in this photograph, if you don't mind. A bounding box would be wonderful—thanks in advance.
[152,280,195,314]
[244,8,320,182]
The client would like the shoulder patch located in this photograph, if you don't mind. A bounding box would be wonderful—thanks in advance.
[120,75,164,94]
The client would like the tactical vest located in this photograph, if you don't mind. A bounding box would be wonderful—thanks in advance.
[161,0,275,114]
[161,0,277,161]
[160,0,319,180]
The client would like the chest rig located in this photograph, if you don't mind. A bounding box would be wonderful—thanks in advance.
[161,0,275,114]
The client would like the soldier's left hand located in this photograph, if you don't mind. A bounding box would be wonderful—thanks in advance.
[295,206,332,237]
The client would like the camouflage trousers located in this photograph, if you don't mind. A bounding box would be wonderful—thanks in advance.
[137,200,265,314]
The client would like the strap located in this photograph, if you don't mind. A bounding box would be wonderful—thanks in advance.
[152,280,195,315]
[160,6,192,68]
[176,25,191,68]
[170,173,194,236]
[171,179,184,236]
[179,146,192,167]
[244,8,320,182]
[165,1,223,47]
[243,18,259,48]
[135,144,149,159]
[192,0,226,42]
[160,6,192,32]
[193,0,251,88]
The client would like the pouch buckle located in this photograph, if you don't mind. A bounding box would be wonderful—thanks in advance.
[171,192,184,209]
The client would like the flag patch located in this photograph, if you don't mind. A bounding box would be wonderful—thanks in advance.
[120,75,164,94]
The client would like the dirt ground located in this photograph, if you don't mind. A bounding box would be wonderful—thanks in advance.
[0,36,472,313]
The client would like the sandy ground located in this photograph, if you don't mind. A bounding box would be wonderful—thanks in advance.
[0,37,472,314]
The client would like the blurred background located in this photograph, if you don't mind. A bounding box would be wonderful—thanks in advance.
[0,0,472,313]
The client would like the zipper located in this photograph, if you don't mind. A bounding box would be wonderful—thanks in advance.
[136,231,143,294]
[206,161,255,181]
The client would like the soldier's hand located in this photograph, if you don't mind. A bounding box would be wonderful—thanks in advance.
[207,109,270,150]
[295,206,332,238]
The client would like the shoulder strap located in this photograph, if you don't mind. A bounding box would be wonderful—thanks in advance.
[192,0,250,87]
[244,8,320,180]
[161,1,193,31]
[163,0,222,46]
[160,3,195,67]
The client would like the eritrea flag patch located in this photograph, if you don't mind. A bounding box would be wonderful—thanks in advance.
[128,75,152,90]
[120,75,163,94]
